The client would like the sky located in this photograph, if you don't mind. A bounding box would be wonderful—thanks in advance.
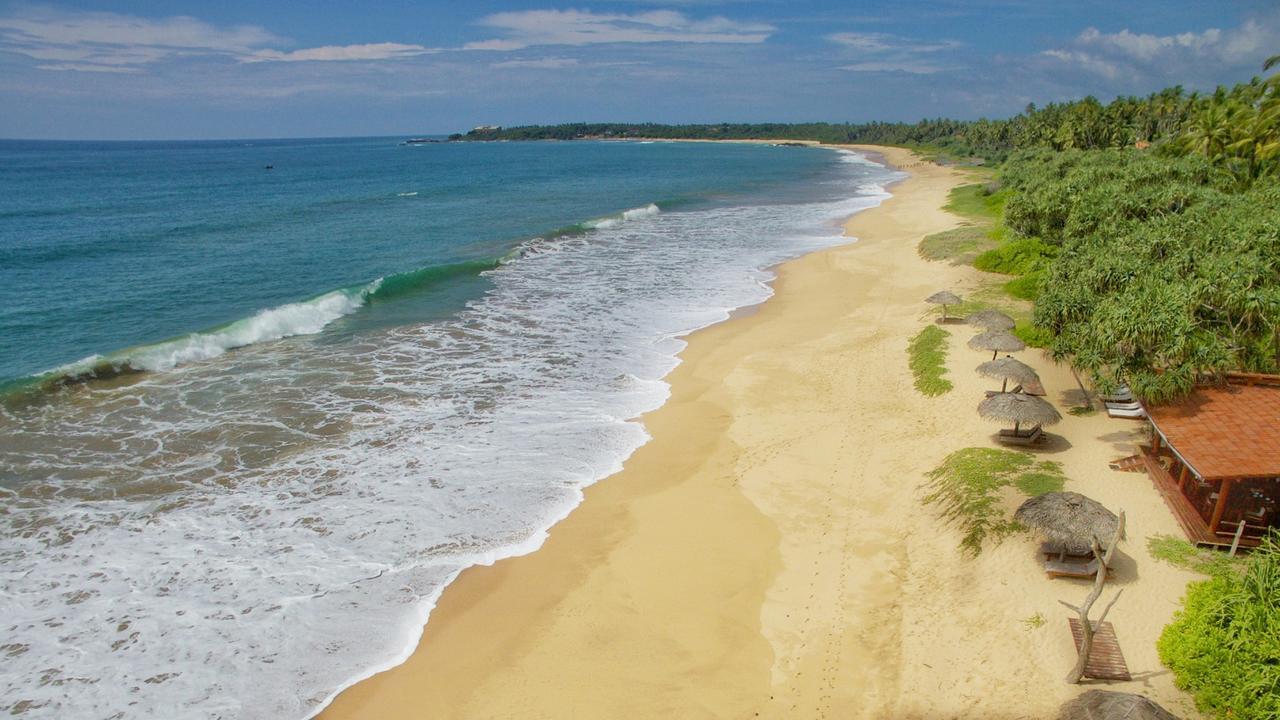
[1,1,1277,139]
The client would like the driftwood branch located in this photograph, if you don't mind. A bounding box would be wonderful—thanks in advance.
[1062,510,1126,684]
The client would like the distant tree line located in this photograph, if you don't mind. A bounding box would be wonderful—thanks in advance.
[458,67,1280,403]
[457,73,1279,182]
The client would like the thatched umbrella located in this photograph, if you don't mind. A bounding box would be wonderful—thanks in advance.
[1059,690,1180,720]
[978,391,1062,435]
[969,330,1026,360]
[977,356,1041,393]
[966,309,1016,331]
[1015,492,1119,557]
[925,291,962,322]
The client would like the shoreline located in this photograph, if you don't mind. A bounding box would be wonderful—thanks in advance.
[305,142,900,718]
[319,145,1202,719]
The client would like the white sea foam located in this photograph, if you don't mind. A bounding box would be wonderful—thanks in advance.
[583,202,660,230]
[0,150,898,720]
[48,284,379,380]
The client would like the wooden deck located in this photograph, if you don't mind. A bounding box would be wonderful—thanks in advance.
[1141,451,1261,550]
[1069,619,1131,681]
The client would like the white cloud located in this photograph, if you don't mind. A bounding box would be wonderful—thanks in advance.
[839,61,944,75]
[491,57,580,69]
[0,7,281,71]
[33,62,142,74]
[0,6,438,71]
[827,32,959,54]
[246,43,436,63]
[827,31,960,74]
[1042,19,1279,80]
[465,9,773,50]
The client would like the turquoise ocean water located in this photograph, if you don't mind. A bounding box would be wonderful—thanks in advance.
[0,137,899,718]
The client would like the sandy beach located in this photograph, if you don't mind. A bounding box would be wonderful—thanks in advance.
[319,146,1203,720]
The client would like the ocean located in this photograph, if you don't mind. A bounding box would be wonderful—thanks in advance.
[0,137,900,718]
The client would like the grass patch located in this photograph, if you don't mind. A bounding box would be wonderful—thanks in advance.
[1013,471,1066,496]
[943,183,1006,223]
[1148,534,1247,578]
[908,325,952,396]
[923,448,1069,556]
[1013,320,1053,349]
[973,237,1058,275]
[1067,405,1097,417]
[1022,612,1046,630]
[1158,533,1280,720]
[918,226,999,265]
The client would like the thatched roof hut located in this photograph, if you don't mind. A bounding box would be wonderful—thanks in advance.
[966,309,1016,331]
[1015,492,1120,556]
[977,356,1041,392]
[925,291,962,321]
[969,330,1026,360]
[1058,690,1179,720]
[978,392,1062,428]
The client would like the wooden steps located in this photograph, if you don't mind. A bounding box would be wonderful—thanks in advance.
[1069,619,1131,681]
[1108,454,1147,473]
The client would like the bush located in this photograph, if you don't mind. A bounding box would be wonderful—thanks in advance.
[1003,271,1043,300]
[1158,533,1280,720]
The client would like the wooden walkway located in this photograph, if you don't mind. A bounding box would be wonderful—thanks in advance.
[1068,619,1131,681]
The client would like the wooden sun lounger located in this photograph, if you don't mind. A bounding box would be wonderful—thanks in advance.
[1039,542,1093,562]
[1044,557,1107,579]
[1068,619,1131,681]
[997,426,1043,445]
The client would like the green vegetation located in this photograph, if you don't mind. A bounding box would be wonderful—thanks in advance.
[923,448,1067,555]
[458,73,1280,184]
[1021,150,1280,402]
[943,182,1007,221]
[908,325,953,396]
[917,226,997,265]
[1157,533,1280,720]
[1148,534,1247,578]
[1022,612,1047,630]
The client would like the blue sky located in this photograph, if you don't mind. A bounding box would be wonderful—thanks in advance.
[1,1,1277,139]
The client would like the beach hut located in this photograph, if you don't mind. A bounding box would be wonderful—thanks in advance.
[977,356,1041,394]
[925,291,962,322]
[1138,373,1280,550]
[966,309,1016,331]
[978,391,1061,445]
[1058,690,1180,720]
[1015,492,1120,557]
[968,331,1025,361]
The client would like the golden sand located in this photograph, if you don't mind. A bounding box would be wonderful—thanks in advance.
[320,146,1202,719]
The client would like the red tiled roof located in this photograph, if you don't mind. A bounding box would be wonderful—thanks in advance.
[1147,384,1280,480]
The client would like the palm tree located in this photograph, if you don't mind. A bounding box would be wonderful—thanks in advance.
[1265,55,1279,72]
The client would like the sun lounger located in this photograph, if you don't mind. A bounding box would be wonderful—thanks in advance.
[1044,556,1107,579]
[1106,406,1146,419]
[1039,542,1092,562]
[998,426,1043,445]
[1104,400,1141,410]
[1099,384,1134,404]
